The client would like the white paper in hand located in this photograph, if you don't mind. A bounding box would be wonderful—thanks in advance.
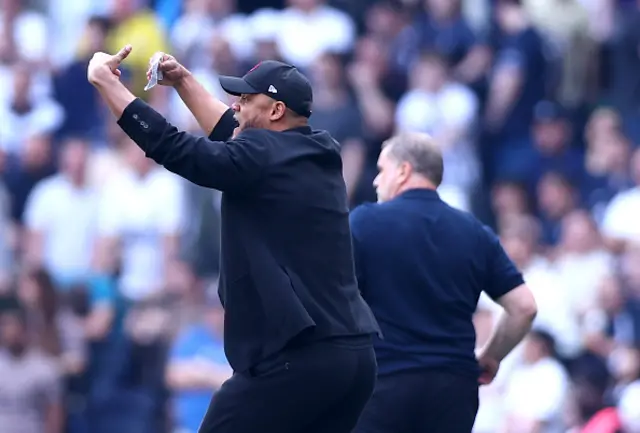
[144,52,164,91]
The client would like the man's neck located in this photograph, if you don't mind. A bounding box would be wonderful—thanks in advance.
[397,178,437,195]
[272,120,309,132]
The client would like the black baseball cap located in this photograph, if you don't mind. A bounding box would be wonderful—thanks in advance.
[219,60,313,118]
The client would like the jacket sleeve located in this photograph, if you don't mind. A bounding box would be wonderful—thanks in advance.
[117,98,268,192]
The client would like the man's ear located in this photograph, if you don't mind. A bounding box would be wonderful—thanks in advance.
[270,101,287,121]
[399,161,412,182]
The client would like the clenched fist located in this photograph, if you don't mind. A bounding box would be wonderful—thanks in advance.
[87,45,132,86]
[146,52,190,87]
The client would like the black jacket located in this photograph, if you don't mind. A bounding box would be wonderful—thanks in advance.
[118,98,380,372]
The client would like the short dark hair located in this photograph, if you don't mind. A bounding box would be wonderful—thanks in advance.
[382,133,444,186]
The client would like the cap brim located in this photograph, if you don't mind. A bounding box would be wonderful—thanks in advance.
[219,76,260,96]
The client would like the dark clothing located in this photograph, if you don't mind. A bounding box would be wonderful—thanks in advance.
[353,369,479,433]
[350,189,523,432]
[349,189,524,378]
[494,27,547,143]
[199,335,377,433]
[117,98,380,374]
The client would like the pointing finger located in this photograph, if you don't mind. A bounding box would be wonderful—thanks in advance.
[111,45,132,66]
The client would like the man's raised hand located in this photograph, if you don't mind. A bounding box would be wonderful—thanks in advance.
[146,52,190,87]
[88,45,132,86]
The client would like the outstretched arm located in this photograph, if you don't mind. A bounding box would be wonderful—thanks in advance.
[152,53,232,137]
[88,46,267,192]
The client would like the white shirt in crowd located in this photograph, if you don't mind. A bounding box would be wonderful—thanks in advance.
[274,5,355,68]
[600,187,640,243]
[395,82,480,212]
[97,168,184,301]
[503,357,570,433]
[554,249,614,317]
[24,175,100,283]
[0,98,65,154]
[171,10,253,68]
[523,258,583,358]
[0,8,47,63]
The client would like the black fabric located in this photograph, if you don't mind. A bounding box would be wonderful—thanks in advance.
[353,369,479,433]
[198,336,377,433]
[117,100,380,375]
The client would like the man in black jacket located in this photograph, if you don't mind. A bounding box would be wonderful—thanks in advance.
[87,46,380,433]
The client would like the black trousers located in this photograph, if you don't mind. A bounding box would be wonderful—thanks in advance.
[353,368,479,433]
[198,336,377,433]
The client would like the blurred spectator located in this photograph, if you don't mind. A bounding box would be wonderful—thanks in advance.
[23,138,99,285]
[536,172,578,247]
[0,296,63,433]
[173,0,252,70]
[609,1,640,142]
[106,0,169,95]
[491,179,531,229]
[309,52,366,203]
[395,51,480,211]
[410,0,492,84]
[526,101,585,191]
[554,210,615,320]
[53,16,118,142]
[2,134,55,224]
[0,0,47,65]
[600,147,640,249]
[93,138,184,304]
[274,0,356,68]
[485,0,547,176]
[347,36,407,204]
[362,1,415,72]
[583,107,634,224]
[166,292,230,433]
[0,62,64,155]
[502,329,570,433]
[499,215,582,357]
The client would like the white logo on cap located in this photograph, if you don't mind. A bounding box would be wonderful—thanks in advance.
[268,85,278,94]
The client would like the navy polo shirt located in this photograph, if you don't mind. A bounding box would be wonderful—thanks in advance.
[349,189,524,377]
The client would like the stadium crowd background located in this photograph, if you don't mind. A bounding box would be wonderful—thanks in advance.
[0,0,639,432]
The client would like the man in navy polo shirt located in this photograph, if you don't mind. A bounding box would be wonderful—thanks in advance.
[351,133,538,433]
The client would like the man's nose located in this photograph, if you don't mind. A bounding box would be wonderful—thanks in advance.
[232,102,240,112]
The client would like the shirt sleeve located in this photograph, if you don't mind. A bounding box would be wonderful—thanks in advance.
[483,225,525,300]
[23,182,50,231]
[208,108,237,142]
[117,99,268,192]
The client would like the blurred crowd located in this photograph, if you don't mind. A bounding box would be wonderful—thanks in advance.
[0,0,640,432]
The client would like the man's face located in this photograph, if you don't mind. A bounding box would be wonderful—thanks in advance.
[0,313,26,351]
[232,93,280,133]
[61,139,89,179]
[373,147,404,203]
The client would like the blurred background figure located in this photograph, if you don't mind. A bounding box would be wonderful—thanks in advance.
[0,0,639,432]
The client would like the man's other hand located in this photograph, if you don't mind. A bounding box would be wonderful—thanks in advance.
[88,45,132,86]
[476,349,500,385]
[147,52,191,87]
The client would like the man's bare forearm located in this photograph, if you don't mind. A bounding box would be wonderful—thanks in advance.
[483,310,534,362]
[93,75,137,119]
[175,74,230,135]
